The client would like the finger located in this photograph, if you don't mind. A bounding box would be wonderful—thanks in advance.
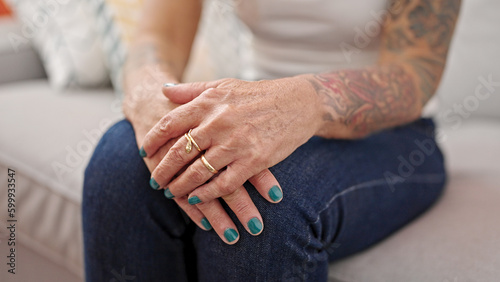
[249,169,283,203]
[174,197,213,231]
[167,148,235,200]
[186,161,253,205]
[142,137,180,174]
[222,186,264,236]
[162,80,223,104]
[141,104,203,158]
[196,199,240,244]
[150,129,209,190]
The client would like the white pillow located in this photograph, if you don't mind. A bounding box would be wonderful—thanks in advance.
[88,0,142,95]
[6,0,109,89]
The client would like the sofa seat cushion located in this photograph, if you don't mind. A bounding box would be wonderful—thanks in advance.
[328,118,500,281]
[1,79,499,280]
[0,80,121,278]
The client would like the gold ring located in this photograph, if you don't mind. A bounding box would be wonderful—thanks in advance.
[184,129,201,154]
[201,154,218,174]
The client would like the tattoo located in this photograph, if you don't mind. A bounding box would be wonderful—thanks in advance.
[308,66,417,136]
[308,0,461,137]
[388,0,411,20]
[384,0,461,102]
[384,27,413,52]
[407,0,459,50]
[408,55,444,97]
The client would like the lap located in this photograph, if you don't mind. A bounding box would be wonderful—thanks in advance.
[83,118,445,281]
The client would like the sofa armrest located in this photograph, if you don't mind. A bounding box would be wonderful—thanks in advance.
[0,17,46,85]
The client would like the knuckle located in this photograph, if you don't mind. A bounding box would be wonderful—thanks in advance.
[218,182,236,195]
[190,165,208,184]
[252,153,266,167]
[202,88,218,99]
[219,107,238,124]
[232,199,253,216]
[168,147,186,165]
[217,144,235,156]
[157,116,172,134]
[254,169,271,183]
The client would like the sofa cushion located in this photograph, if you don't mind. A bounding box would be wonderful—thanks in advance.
[328,118,500,281]
[0,17,46,84]
[5,0,109,88]
[0,80,121,278]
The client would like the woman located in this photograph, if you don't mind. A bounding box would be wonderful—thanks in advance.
[83,0,461,281]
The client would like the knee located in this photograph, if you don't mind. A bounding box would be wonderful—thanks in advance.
[197,188,332,281]
[83,120,148,209]
[84,120,142,185]
[82,120,189,239]
[85,120,137,175]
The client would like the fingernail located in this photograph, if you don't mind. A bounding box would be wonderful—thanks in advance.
[201,218,212,230]
[163,83,178,87]
[164,188,174,199]
[139,146,147,158]
[188,196,202,205]
[149,178,160,190]
[268,185,283,202]
[247,217,263,235]
[224,228,239,243]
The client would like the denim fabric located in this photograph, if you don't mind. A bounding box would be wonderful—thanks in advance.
[83,118,445,282]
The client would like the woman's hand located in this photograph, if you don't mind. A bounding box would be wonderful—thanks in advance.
[141,77,323,243]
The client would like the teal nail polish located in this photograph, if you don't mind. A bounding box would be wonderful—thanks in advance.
[268,185,283,202]
[149,178,160,190]
[224,228,239,243]
[139,146,147,158]
[247,217,263,235]
[201,218,212,230]
[163,83,178,87]
[164,188,174,199]
[188,196,202,205]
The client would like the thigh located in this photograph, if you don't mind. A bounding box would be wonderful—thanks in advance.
[194,119,445,282]
[83,120,195,281]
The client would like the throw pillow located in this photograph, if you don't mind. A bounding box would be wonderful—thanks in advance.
[88,0,143,95]
[6,0,109,89]
[0,0,12,16]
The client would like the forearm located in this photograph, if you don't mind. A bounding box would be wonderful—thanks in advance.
[122,0,201,123]
[301,63,423,139]
[122,37,180,122]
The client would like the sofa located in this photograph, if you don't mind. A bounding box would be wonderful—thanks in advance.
[0,0,499,281]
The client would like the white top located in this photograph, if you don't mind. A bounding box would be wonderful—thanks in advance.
[234,0,437,116]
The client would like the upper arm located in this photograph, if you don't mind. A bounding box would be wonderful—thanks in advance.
[379,0,462,104]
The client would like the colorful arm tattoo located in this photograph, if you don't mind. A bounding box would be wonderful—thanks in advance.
[307,0,461,138]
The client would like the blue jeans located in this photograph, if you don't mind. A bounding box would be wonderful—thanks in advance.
[83,118,445,281]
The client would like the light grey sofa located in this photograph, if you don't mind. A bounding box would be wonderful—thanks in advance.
[1,1,499,281]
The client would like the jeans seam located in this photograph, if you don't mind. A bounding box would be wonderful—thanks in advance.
[316,173,445,224]
[300,172,445,280]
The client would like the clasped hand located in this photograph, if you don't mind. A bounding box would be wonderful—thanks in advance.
[140,77,321,244]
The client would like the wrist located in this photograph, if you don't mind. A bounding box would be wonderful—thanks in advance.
[290,74,333,136]
[296,74,354,139]
[123,64,178,115]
